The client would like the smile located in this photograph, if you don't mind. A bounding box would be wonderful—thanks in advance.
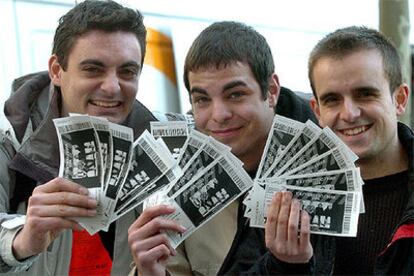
[211,127,242,137]
[90,100,121,108]
[338,125,371,136]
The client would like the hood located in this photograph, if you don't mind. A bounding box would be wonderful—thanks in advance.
[4,71,51,143]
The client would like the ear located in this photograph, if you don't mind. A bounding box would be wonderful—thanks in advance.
[393,84,409,116]
[267,73,280,108]
[310,96,322,123]
[48,54,63,86]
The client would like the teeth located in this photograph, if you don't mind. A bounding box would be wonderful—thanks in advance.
[91,101,120,108]
[342,126,367,136]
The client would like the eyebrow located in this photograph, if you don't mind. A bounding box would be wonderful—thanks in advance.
[120,61,141,69]
[354,86,379,93]
[79,59,105,67]
[190,80,248,95]
[79,59,140,69]
[190,87,207,95]
[223,80,247,91]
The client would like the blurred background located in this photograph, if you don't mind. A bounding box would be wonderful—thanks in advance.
[0,0,413,129]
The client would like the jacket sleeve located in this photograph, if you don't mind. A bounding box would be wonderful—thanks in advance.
[0,132,38,273]
[240,251,313,275]
[166,243,193,275]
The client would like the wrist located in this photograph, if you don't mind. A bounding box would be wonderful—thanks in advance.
[12,230,32,261]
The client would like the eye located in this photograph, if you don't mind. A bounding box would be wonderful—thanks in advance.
[192,95,210,108]
[119,67,139,80]
[320,95,340,106]
[82,66,102,75]
[358,89,377,98]
[229,91,244,100]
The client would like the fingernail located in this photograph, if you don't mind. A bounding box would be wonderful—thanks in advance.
[80,187,89,195]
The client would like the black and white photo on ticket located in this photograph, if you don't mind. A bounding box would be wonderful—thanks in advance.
[176,129,208,169]
[172,154,252,228]
[263,183,360,236]
[151,120,189,159]
[89,116,113,189]
[113,168,181,221]
[113,132,179,217]
[284,146,357,177]
[268,168,362,192]
[276,127,337,176]
[104,122,133,202]
[167,137,229,197]
[54,115,103,189]
[163,154,253,248]
[256,115,304,179]
[263,120,321,178]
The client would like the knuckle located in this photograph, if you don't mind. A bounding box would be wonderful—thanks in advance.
[147,206,160,216]
[137,251,146,263]
[32,185,42,194]
[159,234,170,245]
[127,233,133,245]
[278,219,287,228]
[288,222,297,232]
[301,227,310,235]
[27,195,38,206]
[130,241,140,253]
[27,205,40,216]
[59,193,69,204]
[266,213,277,223]
[152,217,164,229]
[57,204,66,215]
[274,242,286,254]
[139,252,153,266]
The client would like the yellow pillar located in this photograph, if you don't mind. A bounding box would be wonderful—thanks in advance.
[379,0,412,128]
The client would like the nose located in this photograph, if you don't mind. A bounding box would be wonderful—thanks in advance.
[211,100,232,123]
[100,72,121,96]
[339,98,361,122]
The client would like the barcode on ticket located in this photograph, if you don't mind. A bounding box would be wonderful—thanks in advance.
[58,122,92,133]
[112,129,131,140]
[342,193,354,234]
[140,139,168,172]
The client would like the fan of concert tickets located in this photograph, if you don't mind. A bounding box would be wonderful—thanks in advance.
[243,115,364,237]
[53,114,253,242]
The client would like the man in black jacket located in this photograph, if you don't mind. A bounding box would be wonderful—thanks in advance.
[266,26,413,275]
[128,21,317,275]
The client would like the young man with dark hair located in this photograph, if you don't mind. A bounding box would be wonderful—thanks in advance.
[128,21,317,276]
[266,26,413,275]
[0,1,157,274]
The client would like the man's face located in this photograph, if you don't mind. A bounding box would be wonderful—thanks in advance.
[49,30,142,123]
[188,62,279,171]
[310,49,407,162]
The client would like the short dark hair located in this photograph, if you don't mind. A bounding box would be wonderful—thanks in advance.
[52,0,146,70]
[308,26,402,99]
[184,21,275,99]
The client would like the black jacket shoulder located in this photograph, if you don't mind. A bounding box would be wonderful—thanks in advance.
[275,87,317,124]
